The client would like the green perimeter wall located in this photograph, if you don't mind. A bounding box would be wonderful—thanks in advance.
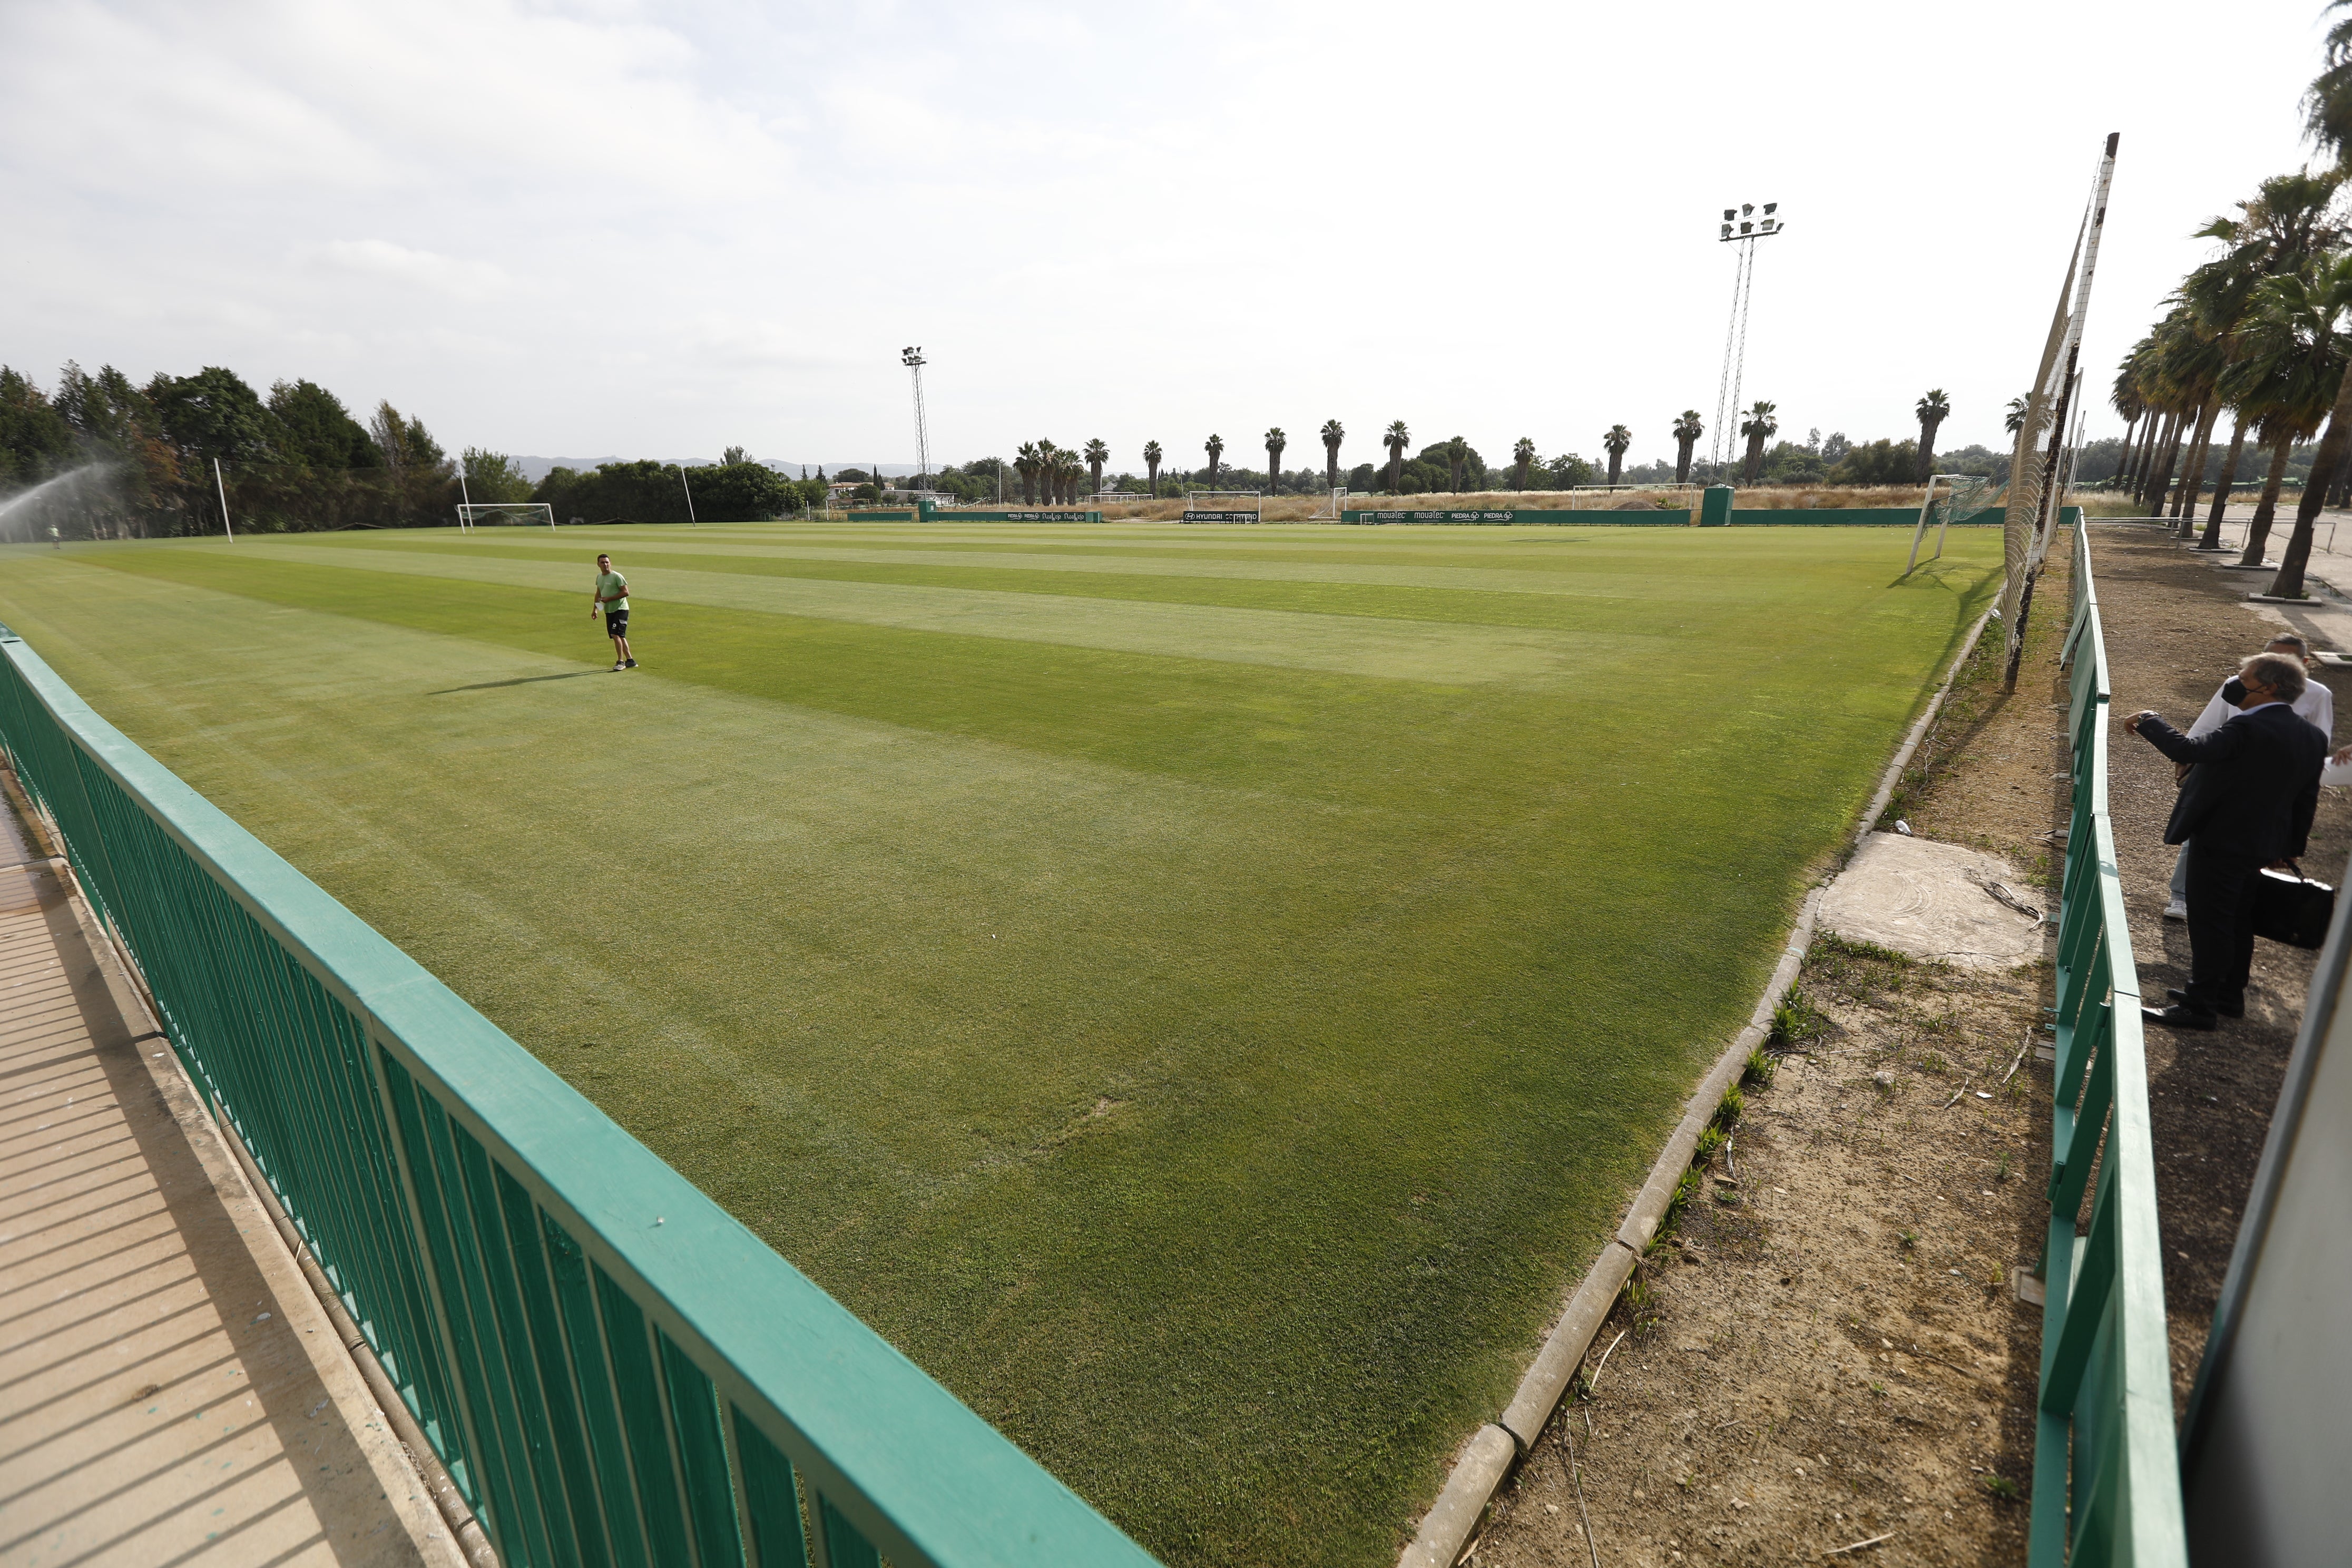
[919,506,1104,522]
[1340,505,2007,527]
[1342,508,1691,525]
[1732,506,2004,526]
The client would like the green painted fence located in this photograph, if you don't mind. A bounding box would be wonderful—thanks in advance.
[0,625,1158,1568]
[2036,525,2188,1566]
[930,509,1102,523]
[1336,505,2002,527]
[1730,506,2003,526]
[1341,507,1691,525]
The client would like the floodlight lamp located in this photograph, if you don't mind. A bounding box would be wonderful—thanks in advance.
[1741,203,1753,216]
[1763,202,1778,215]
[1740,221,1753,234]
[1720,222,1733,239]
[1723,208,1736,221]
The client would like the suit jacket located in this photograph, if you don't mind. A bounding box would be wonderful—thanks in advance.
[2137,703,2327,861]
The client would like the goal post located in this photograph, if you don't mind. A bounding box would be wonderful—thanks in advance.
[1906,474,1994,573]
[1182,490,1263,523]
[457,503,556,533]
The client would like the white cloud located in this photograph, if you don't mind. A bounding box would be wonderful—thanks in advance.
[0,0,2330,464]
[312,240,511,302]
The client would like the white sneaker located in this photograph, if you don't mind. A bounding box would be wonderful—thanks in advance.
[2163,899,2188,921]
[611,661,625,672]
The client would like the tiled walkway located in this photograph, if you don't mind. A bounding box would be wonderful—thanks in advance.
[0,796,455,1567]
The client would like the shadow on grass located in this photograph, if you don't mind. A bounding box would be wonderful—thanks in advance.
[429,671,600,694]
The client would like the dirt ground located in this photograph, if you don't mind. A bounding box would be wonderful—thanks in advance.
[1465,523,2348,1567]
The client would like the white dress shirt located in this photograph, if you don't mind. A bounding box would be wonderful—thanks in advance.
[2187,677,2332,740]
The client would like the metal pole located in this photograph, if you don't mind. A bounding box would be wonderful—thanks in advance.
[679,465,697,525]
[213,458,234,542]
[1907,477,1939,573]
[1726,242,1756,474]
[458,472,472,533]
[1710,242,1746,472]
[2004,132,2119,692]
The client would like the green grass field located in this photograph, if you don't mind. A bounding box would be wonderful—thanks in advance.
[0,521,1998,1565]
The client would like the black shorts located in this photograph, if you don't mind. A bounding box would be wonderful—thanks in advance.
[604,609,630,638]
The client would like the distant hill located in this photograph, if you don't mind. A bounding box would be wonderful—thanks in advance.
[512,456,934,483]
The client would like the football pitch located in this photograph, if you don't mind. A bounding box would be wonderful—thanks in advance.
[0,521,2000,1565]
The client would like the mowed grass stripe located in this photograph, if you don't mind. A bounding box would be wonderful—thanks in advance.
[0,531,1999,1568]
[102,542,1621,685]
[296,518,1990,590]
[287,525,1975,605]
[150,525,2001,644]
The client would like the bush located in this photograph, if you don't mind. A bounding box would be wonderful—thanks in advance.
[1827,437,1920,486]
[689,460,789,521]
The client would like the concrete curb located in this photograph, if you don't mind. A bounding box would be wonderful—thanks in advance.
[1394,600,2001,1568]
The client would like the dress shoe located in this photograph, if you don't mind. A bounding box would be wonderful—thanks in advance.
[2169,987,2243,1018]
[2143,1003,2218,1031]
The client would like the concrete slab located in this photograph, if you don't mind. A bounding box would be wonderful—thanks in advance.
[0,790,460,1567]
[1818,831,2049,968]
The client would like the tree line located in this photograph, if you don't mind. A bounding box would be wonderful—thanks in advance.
[2100,11,2352,596]
[0,359,846,533]
[0,360,460,535]
[936,404,1999,505]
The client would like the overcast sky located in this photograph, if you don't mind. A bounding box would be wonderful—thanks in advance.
[1,1,2335,473]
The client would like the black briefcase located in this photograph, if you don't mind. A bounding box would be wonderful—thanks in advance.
[2251,868,2336,950]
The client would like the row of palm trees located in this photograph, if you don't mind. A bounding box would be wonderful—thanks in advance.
[2103,19,2352,603]
[1008,393,1959,504]
[2104,168,2347,583]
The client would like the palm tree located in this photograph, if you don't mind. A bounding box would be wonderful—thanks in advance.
[1445,436,1467,493]
[2004,396,2029,436]
[1737,401,1777,486]
[1143,440,1163,498]
[2181,171,2345,542]
[1321,419,1345,493]
[2110,365,2145,491]
[2218,258,2352,576]
[1670,412,1702,485]
[1085,438,1108,498]
[1603,424,1632,486]
[2273,28,2352,567]
[1512,436,1537,490]
[1265,427,1287,496]
[1913,390,1951,482]
[1203,434,1223,488]
[1036,440,1063,504]
[1015,441,1040,505]
[1384,420,1410,493]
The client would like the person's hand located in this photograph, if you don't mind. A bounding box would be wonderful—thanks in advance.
[2174,761,2192,783]
[2123,710,2157,734]
[2334,744,2352,768]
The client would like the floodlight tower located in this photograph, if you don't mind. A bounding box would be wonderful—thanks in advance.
[901,346,932,488]
[1709,202,1786,475]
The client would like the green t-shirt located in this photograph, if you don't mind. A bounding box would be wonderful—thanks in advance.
[594,570,629,612]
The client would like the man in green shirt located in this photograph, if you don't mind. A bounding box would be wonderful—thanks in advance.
[590,553,636,670]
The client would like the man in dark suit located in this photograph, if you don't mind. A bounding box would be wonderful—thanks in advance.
[2125,651,2329,1030]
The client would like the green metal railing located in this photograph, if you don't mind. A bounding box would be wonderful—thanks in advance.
[0,625,1157,1568]
[2036,525,2187,1565]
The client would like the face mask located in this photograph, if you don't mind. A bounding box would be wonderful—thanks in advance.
[2222,677,2249,707]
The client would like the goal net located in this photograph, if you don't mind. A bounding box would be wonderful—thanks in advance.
[1906,474,1997,572]
[1563,483,1701,513]
[458,503,555,532]
[1183,490,1263,523]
